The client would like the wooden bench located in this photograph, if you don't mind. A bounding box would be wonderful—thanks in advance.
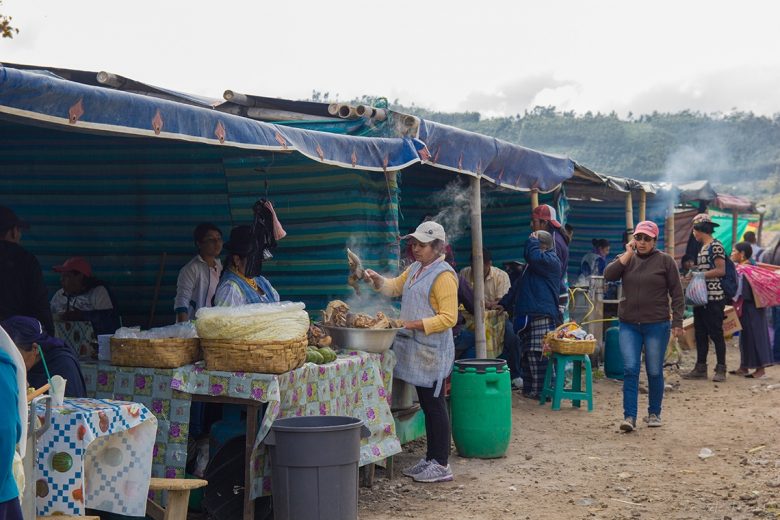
[38,517,100,520]
[146,477,208,520]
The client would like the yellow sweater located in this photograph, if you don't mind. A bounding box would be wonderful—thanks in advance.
[380,258,458,335]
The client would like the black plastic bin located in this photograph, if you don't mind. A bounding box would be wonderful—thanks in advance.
[266,416,370,520]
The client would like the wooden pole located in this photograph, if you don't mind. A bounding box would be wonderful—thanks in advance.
[531,190,539,210]
[666,197,675,256]
[625,192,634,232]
[732,210,739,250]
[639,191,647,222]
[758,213,765,245]
[470,176,487,358]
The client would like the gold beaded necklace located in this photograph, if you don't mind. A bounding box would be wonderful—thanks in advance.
[230,266,262,293]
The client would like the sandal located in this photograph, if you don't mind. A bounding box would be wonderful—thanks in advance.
[745,373,767,379]
[729,369,749,376]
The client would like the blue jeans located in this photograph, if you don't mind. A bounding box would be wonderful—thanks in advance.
[619,321,670,419]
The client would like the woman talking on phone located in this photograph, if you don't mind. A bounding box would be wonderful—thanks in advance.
[604,221,685,432]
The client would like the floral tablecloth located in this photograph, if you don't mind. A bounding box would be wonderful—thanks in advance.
[82,362,193,503]
[34,398,157,517]
[170,350,400,498]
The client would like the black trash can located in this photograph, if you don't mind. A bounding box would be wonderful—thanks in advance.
[266,416,370,520]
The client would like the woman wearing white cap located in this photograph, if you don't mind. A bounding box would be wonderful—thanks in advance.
[604,220,684,432]
[364,220,458,483]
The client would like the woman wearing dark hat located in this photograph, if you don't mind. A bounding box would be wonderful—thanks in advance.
[1,315,86,398]
[682,213,729,382]
[214,225,279,306]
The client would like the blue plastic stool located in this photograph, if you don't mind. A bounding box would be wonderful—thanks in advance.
[539,353,594,411]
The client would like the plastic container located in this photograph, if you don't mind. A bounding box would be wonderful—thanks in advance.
[604,323,623,380]
[450,359,511,458]
[266,416,370,520]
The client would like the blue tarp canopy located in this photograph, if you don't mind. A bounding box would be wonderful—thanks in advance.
[0,64,578,192]
[0,66,421,173]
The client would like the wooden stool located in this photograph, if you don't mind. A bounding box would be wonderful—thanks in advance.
[146,477,208,520]
[539,353,594,411]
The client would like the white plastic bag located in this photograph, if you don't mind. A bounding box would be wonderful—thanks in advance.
[685,273,708,306]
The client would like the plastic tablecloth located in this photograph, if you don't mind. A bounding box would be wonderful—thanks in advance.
[170,350,400,498]
[34,398,157,516]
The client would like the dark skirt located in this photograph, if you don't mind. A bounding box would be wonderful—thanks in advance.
[0,498,22,520]
[739,300,774,369]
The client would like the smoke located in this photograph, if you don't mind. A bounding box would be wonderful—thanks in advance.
[662,130,734,185]
[342,237,400,317]
[429,179,479,245]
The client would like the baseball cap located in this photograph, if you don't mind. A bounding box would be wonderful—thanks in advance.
[531,204,562,229]
[0,206,30,231]
[53,257,93,277]
[692,213,719,227]
[633,221,659,238]
[402,221,446,243]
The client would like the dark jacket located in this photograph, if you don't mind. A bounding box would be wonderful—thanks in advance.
[28,337,86,398]
[552,229,569,295]
[499,237,562,328]
[604,248,685,328]
[0,241,54,334]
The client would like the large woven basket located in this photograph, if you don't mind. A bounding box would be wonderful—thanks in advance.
[200,335,307,374]
[110,337,201,368]
[544,322,596,355]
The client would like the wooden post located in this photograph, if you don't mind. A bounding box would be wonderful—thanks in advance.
[731,210,739,251]
[470,176,487,358]
[758,212,765,245]
[625,192,634,232]
[639,191,647,222]
[531,190,539,210]
[666,196,675,256]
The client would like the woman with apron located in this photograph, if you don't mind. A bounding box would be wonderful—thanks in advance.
[364,221,458,483]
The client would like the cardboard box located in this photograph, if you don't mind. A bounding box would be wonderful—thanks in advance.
[680,305,741,350]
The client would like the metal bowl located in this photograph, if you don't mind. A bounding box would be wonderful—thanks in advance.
[318,324,401,354]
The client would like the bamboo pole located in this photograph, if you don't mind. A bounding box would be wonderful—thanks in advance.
[148,252,167,329]
[470,176,487,358]
[732,210,739,249]
[531,190,539,210]
[625,192,634,232]
[758,212,765,245]
[639,191,647,222]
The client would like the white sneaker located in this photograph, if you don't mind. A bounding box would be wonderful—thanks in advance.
[402,458,430,478]
[412,460,454,483]
[511,377,523,390]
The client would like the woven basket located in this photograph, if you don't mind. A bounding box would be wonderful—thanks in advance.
[110,337,201,368]
[544,322,596,355]
[201,335,307,374]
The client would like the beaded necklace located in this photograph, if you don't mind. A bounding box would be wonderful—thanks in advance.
[230,267,263,294]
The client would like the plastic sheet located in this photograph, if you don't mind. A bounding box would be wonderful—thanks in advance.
[113,322,198,339]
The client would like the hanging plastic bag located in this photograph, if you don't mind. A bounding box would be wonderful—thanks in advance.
[685,272,708,306]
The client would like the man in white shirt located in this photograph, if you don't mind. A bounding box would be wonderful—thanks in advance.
[458,249,511,308]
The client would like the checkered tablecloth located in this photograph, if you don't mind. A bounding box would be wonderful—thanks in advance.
[54,320,96,358]
[34,398,157,517]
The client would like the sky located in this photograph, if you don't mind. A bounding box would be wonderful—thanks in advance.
[3,0,780,118]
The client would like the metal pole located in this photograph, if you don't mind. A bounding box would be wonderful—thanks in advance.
[470,176,487,358]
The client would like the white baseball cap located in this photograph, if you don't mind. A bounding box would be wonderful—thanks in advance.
[402,221,446,243]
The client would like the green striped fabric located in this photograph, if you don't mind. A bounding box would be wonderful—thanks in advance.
[0,119,399,326]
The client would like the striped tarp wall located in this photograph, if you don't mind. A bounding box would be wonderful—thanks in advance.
[0,118,399,326]
[222,156,400,314]
[565,194,670,285]
[396,166,555,270]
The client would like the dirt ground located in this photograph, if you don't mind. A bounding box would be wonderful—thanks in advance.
[359,341,780,520]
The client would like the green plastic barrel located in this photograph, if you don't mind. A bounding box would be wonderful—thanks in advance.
[450,359,511,458]
[604,322,623,380]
